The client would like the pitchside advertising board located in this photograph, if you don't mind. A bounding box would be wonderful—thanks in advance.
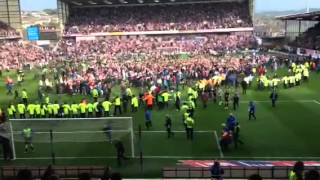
[27,26,40,41]
[179,160,320,168]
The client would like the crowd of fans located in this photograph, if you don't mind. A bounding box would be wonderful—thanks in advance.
[65,2,252,34]
[0,21,20,37]
[0,30,261,95]
[0,41,54,70]
[0,32,257,93]
[0,1,256,94]
[58,33,256,60]
[292,22,320,50]
[28,51,269,98]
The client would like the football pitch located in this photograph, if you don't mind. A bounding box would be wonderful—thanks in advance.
[1,69,320,178]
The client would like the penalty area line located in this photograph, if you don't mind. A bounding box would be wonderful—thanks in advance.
[141,130,214,133]
[240,100,315,103]
[313,100,320,105]
[214,130,224,158]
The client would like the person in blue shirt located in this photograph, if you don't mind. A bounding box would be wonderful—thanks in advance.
[145,110,152,130]
[210,161,224,179]
[226,113,237,131]
[248,101,257,120]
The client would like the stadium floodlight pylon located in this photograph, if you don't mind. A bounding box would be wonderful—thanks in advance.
[9,117,135,160]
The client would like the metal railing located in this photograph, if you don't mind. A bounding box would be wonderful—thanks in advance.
[1,166,106,179]
[163,166,320,179]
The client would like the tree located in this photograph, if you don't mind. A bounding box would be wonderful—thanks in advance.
[43,9,58,15]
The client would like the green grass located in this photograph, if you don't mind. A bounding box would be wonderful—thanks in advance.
[1,69,320,178]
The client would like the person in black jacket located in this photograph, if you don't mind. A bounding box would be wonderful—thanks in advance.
[241,80,248,95]
[0,112,13,161]
[233,122,244,149]
[233,93,240,111]
[114,140,127,166]
[270,89,278,108]
[210,161,224,179]
[165,115,174,138]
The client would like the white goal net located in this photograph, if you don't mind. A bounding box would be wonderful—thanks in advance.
[9,117,135,160]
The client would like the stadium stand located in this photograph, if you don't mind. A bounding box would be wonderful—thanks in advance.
[64,2,252,34]
[292,22,320,50]
[2,0,320,179]
[0,21,20,38]
[277,11,320,51]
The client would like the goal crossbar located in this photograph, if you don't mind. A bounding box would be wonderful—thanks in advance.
[9,117,135,159]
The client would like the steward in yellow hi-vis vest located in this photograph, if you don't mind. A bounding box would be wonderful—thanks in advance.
[131,95,139,113]
[113,96,122,116]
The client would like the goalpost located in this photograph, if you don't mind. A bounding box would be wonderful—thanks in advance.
[9,117,135,160]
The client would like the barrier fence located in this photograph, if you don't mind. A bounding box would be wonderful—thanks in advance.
[2,165,320,179]
[162,166,320,179]
[1,166,106,179]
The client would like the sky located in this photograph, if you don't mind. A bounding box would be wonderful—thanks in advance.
[20,0,320,12]
[255,0,320,12]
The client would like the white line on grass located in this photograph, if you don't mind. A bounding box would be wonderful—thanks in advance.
[141,130,214,133]
[12,130,215,134]
[240,100,314,103]
[214,130,224,158]
[9,156,320,160]
[313,100,320,105]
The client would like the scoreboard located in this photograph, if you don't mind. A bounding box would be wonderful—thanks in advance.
[26,26,40,41]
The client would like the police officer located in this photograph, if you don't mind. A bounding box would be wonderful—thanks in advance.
[21,89,28,105]
[94,101,103,117]
[7,102,16,119]
[27,103,35,118]
[40,103,47,118]
[34,102,41,118]
[92,88,99,102]
[63,103,71,118]
[102,98,112,117]
[87,102,94,117]
[113,96,122,116]
[47,103,54,118]
[162,91,170,109]
[184,115,195,140]
[79,101,87,118]
[71,102,79,118]
[17,102,26,119]
[131,95,139,113]
[52,101,60,118]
